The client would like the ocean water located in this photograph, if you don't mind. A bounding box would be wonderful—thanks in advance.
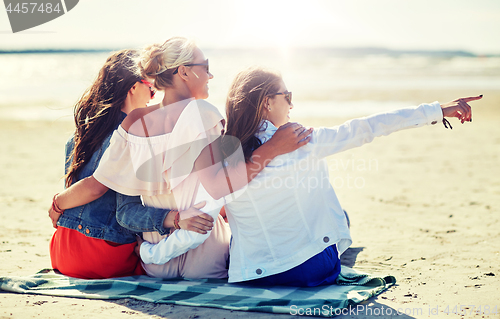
[1,49,499,121]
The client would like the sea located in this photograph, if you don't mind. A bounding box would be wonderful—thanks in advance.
[1,48,499,121]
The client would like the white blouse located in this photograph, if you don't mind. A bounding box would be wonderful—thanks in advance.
[93,99,230,278]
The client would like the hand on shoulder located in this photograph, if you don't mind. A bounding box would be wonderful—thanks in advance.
[266,122,313,156]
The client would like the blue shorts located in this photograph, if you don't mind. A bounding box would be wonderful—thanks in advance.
[245,245,341,287]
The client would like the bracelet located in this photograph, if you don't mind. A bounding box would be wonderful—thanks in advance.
[52,193,64,214]
[442,118,453,129]
[173,211,180,230]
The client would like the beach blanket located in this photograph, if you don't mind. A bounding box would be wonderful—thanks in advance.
[0,266,395,317]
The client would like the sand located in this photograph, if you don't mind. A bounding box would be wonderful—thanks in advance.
[0,90,499,318]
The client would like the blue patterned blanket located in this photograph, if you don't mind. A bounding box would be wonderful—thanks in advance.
[0,266,395,317]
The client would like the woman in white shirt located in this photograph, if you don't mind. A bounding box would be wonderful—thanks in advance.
[218,67,479,286]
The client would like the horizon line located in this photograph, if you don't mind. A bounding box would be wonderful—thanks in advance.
[1,47,498,57]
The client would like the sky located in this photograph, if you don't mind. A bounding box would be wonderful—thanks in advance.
[1,0,500,54]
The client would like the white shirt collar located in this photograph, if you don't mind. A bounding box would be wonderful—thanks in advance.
[255,120,278,143]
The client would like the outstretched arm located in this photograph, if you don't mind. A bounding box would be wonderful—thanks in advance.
[311,96,480,159]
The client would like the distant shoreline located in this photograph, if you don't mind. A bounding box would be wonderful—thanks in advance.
[2,47,498,57]
[0,49,116,55]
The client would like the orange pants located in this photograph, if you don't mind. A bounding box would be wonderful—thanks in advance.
[50,227,145,279]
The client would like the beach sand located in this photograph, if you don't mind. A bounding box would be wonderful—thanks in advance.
[0,90,499,318]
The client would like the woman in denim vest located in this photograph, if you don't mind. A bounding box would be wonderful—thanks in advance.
[49,49,214,279]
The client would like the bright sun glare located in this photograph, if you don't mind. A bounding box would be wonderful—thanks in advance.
[232,0,331,51]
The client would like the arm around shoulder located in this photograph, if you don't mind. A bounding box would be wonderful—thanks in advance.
[56,176,109,210]
[115,193,171,235]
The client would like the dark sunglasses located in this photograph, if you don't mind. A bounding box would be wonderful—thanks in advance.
[268,90,292,105]
[140,79,156,98]
[173,59,209,75]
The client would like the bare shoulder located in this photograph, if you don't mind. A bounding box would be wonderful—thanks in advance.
[121,105,160,133]
[195,99,221,115]
[193,100,224,124]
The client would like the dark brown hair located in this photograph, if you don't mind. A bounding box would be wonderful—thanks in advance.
[65,49,141,187]
[225,67,282,162]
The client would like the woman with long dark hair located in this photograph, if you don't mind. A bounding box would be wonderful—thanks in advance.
[50,49,214,279]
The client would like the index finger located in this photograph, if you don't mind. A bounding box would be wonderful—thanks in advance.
[297,127,313,138]
[279,122,300,130]
[459,95,483,103]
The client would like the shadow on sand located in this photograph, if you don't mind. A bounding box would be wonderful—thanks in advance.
[340,246,364,268]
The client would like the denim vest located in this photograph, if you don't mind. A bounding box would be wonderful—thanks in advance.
[57,113,154,244]
[57,113,170,244]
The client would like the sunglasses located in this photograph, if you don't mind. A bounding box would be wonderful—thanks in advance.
[140,79,156,98]
[268,90,292,105]
[173,59,209,75]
